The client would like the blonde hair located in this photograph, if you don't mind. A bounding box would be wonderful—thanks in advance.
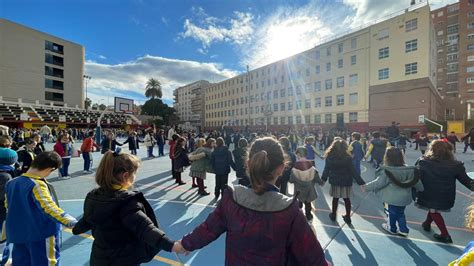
[196,138,206,148]
[96,151,140,189]
[467,204,474,231]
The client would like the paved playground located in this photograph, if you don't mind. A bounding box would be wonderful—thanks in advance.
[47,140,473,265]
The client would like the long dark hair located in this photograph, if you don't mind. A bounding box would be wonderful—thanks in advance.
[324,139,350,159]
[384,147,405,166]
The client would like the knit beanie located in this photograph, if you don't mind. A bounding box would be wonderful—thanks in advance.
[0,148,18,166]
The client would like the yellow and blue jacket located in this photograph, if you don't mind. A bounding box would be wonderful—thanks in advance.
[4,173,76,243]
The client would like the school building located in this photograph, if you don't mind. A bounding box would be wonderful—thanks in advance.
[202,3,443,133]
[0,18,85,108]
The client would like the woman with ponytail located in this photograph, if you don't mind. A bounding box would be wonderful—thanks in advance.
[176,137,328,265]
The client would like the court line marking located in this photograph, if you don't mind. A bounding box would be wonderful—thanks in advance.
[62,228,184,266]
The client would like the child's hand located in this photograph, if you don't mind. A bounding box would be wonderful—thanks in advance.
[360,185,365,193]
[172,240,189,255]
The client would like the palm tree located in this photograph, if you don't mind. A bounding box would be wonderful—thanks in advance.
[145,78,163,100]
[145,78,162,120]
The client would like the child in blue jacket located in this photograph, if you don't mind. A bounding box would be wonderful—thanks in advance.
[3,151,77,265]
[348,132,365,176]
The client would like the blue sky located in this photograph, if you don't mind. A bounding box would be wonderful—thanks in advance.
[1,0,456,106]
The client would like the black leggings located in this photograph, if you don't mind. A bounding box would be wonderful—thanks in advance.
[332,198,351,216]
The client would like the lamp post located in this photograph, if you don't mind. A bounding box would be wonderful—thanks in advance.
[83,75,92,110]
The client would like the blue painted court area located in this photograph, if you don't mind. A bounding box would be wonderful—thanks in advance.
[48,140,473,265]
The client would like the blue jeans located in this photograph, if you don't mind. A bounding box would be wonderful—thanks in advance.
[60,158,71,177]
[158,144,164,156]
[82,152,92,171]
[352,159,361,176]
[384,203,409,233]
[147,146,154,157]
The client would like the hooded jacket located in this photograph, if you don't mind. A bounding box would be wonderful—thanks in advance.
[370,139,388,161]
[73,188,173,265]
[290,160,323,202]
[321,155,365,186]
[181,185,328,266]
[365,165,424,206]
[416,158,473,211]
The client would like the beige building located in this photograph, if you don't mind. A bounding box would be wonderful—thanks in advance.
[432,0,474,120]
[173,80,211,130]
[204,3,443,132]
[0,19,85,108]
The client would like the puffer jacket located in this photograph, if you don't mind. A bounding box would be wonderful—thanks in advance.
[181,185,328,266]
[73,188,174,265]
[189,147,212,175]
[211,146,236,175]
[290,160,323,202]
[365,165,424,206]
[416,158,473,211]
[321,155,365,186]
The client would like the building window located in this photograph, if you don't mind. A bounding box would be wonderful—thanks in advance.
[349,112,358,122]
[273,90,279,98]
[405,18,417,32]
[468,55,474,62]
[405,62,418,75]
[305,99,311,109]
[296,116,302,124]
[304,115,310,124]
[288,116,293,125]
[338,59,343,68]
[405,39,418,53]
[447,63,458,72]
[315,50,320,59]
[315,98,321,108]
[326,62,331,72]
[296,100,302,110]
[351,55,356,65]
[468,44,474,51]
[437,30,444,36]
[447,44,458,53]
[45,79,64,90]
[379,47,389,59]
[315,65,320,74]
[447,54,458,62]
[438,11,444,17]
[351,37,357,49]
[306,68,310,77]
[314,81,321,91]
[337,76,344,88]
[338,43,343,53]
[469,11,474,17]
[325,113,332,123]
[467,67,474,73]
[44,66,64,78]
[448,4,459,12]
[326,46,331,56]
[325,79,332,90]
[378,68,389,80]
[349,74,358,86]
[296,85,302,95]
[447,24,459,35]
[467,77,474,84]
[288,102,293,110]
[468,33,474,40]
[45,40,64,54]
[288,87,294,96]
[378,28,389,40]
[314,114,321,124]
[337,95,344,106]
[280,102,286,111]
[273,104,278,112]
[45,92,64,102]
[45,54,64,66]
[280,117,286,125]
[349,93,358,105]
[325,96,332,107]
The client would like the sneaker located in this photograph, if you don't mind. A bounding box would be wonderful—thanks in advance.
[433,234,453,244]
[421,222,431,232]
[82,170,89,174]
[329,213,336,221]
[192,184,198,188]
[382,223,398,235]
[198,191,210,196]
[59,175,71,180]
[398,231,409,237]
[343,215,352,225]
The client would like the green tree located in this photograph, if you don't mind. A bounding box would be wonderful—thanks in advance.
[140,98,179,126]
[145,78,163,100]
[85,97,92,110]
[99,104,107,111]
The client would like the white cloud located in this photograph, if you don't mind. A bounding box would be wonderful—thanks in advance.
[84,55,237,105]
[98,55,107,60]
[180,9,254,48]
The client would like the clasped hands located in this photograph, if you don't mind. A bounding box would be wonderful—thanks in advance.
[172,240,189,255]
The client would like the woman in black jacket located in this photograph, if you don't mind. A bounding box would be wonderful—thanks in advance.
[416,140,473,243]
[73,150,179,265]
[232,138,249,187]
[276,137,296,195]
[122,131,143,155]
[322,139,365,224]
[211,137,236,199]
[173,137,189,185]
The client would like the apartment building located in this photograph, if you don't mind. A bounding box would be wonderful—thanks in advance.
[0,19,85,108]
[204,3,442,132]
[173,80,211,130]
[432,0,474,120]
